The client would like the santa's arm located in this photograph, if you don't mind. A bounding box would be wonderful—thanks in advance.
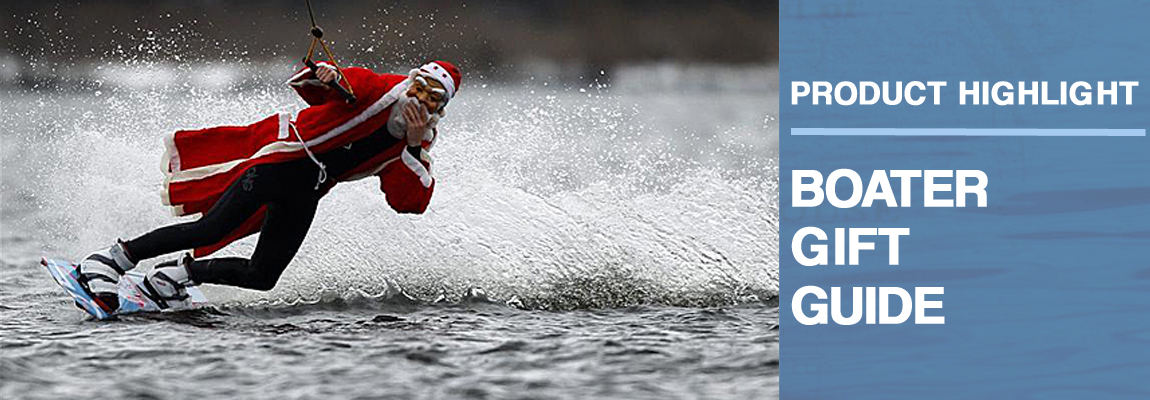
[378,145,435,214]
[285,62,343,105]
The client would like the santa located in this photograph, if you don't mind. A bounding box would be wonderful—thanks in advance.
[76,60,462,312]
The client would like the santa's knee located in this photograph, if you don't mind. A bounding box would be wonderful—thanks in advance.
[247,277,279,291]
[243,266,285,291]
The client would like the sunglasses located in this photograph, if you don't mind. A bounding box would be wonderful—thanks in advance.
[413,75,447,104]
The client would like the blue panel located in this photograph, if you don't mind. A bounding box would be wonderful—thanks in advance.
[781,1,1150,398]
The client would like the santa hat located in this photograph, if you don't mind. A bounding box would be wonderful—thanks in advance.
[414,61,462,102]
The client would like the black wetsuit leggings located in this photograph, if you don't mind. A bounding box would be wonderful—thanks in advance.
[121,159,322,291]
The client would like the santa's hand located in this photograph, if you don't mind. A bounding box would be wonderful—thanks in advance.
[403,102,430,147]
[315,65,340,84]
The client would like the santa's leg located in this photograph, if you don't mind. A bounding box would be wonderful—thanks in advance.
[185,196,319,291]
[122,167,270,263]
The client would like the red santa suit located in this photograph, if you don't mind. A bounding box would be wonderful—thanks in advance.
[160,62,448,257]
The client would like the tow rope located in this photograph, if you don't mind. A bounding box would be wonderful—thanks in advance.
[302,0,356,104]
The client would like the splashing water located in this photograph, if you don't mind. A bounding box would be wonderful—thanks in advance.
[3,59,778,310]
[0,12,779,400]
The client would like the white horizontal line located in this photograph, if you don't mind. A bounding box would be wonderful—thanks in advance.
[791,128,1146,137]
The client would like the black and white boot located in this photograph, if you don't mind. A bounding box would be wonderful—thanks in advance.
[78,240,137,314]
[143,253,197,309]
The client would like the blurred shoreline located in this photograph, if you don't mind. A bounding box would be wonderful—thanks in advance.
[2,0,777,88]
[0,57,778,97]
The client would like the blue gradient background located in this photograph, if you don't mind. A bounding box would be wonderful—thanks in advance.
[780,1,1150,398]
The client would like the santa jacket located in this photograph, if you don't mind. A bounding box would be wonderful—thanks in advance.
[161,63,436,257]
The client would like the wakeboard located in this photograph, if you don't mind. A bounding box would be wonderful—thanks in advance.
[42,257,208,319]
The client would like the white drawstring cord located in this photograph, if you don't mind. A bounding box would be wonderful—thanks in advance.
[288,121,327,190]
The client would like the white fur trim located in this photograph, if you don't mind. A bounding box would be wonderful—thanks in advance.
[420,148,434,171]
[162,132,180,173]
[400,148,433,188]
[160,179,171,205]
[277,113,291,139]
[160,135,178,212]
[286,67,310,84]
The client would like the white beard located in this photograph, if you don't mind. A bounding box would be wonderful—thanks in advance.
[387,92,440,141]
